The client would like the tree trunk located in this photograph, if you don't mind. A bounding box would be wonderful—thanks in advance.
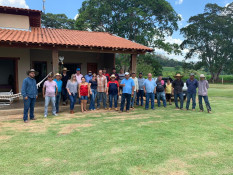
[210,72,221,82]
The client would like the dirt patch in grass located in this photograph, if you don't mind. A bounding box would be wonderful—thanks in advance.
[106,114,151,121]
[69,171,86,175]
[139,119,185,125]
[0,135,12,141]
[190,151,217,158]
[58,124,94,135]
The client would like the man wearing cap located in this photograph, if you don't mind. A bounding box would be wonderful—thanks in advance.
[137,73,145,106]
[130,72,138,109]
[85,70,93,83]
[172,73,184,110]
[143,73,157,110]
[120,72,135,112]
[75,68,83,84]
[198,74,212,113]
[97,70,108,109]
[107,74,120,111]
[54,73,63,113]
[186,73,198,111]
[61,67,69,105]
[21,69,38,123]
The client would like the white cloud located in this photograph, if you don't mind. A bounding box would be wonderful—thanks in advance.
[175,0,183,5]
[0,0,29,9]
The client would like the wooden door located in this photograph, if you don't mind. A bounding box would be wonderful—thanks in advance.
[87,63,98,74]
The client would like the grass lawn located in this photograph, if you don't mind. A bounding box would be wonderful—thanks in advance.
[1,84,233,175]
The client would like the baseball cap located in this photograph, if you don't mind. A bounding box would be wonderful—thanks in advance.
[76,68,81,71]
[125,72,130,75]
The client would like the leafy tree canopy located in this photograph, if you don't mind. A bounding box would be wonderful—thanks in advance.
[75,0,181,54]
[41,13,75,30]
[181,3,233,81]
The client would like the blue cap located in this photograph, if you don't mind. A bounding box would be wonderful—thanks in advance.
[76,68,81,71]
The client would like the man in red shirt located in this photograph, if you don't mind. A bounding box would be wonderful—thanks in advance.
[107,74,120,111]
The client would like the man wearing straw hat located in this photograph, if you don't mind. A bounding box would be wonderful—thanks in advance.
[172,73,184,110]
[21,69,38,123]
[54,73,63,113]
[198,74,212,113]
[61,67,70,105]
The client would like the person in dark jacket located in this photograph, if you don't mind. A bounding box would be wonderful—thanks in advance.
[156,75,167,107]
[172,73,184,110]
[186,73,198,111]
[21,69,38,123]
[61,67,70,105]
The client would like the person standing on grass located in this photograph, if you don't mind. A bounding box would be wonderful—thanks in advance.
[130,72,138,109]
[43,74,58,118]
[120,72,135,113]
[156,75,167,108]
[172,73,184,110]
[54,73,63,113]
[107,74,120,111]
[97,70,108,110]
[198,74,212,113]
[137,73,145,106]
[186,73,198,111]
[118,68,125,96]
[165,79,172,105]
[79,77,90,112]
[61,67,70,106]
[111,68,119,81]
[21,69,38,123]
[84,70,93,83]
[66,74,79,114]
[143,73,157,110]
[89,74,98,110]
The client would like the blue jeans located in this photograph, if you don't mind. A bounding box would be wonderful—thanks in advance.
[23,97,36,121]
[199,95,211,111]
[174,93,183,109]
[120,93,131,111]
[145,93,155,110]
[186,93,196,110]
[130,91,136,107]
[136,90,144,106]
[44,96,56,116]
[62,87,68,102]
[55,92,61,113]
[109,94,118,108]
[97,92,106,109]
[89,89,97,110]
[157,91,167,107]
[69,93,77,110]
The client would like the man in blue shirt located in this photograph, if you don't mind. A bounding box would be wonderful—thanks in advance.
[120,72,135,112]
[137,73,145,106]
[186,73,198,111]
[85,70,93,83]
[21,69,38,123]
[54,73,63,113]
[143,73,157,110]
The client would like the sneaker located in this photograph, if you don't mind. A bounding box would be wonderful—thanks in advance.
[53,114,58,116]
[208,110,212,113]
[31,118,36,120]
[126,110,129,113]
[192,109,195,111]
[199,110,203,112]
[44,115,47,118]
[119,110,123,113]
[62,102,66,106]
[97,108,100,110]
[115,108,118,111]
[108,108,112,111]
[24,120,28,123]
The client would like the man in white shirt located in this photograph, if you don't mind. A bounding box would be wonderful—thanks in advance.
[75,68,83,84]
[130,72,138,109]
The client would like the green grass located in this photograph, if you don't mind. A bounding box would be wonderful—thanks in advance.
[1,84,233,174]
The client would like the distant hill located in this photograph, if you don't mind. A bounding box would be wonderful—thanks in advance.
[153,54,183,67]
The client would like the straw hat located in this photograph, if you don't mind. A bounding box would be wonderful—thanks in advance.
[110,74,116,78]
[62,67,69,71]
[200,74,205,78]
[174,73,183,78]
[26,69,38,76]
[55,73,62,77]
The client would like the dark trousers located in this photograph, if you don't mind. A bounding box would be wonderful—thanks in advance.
[199,95,211,111]
[55,92,61,113]
[136,90,144,106]
[23,97,36,121]
[157,91,167,107]
[62,88,68,102]
[145,93,155,109]
[120,93,131,111]
[68,93,77,110]
[109,94,118,108]
[186,93,196,110]
[174,93,183,109]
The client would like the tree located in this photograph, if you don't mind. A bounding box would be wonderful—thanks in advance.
[75,0,181,54]
[181,3,233,81]
[41,13,75,30]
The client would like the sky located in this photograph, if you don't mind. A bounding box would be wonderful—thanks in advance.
[0,0,231,61]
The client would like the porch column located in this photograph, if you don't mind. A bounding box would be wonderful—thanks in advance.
[52,49,59,73]
[130,54,137,73]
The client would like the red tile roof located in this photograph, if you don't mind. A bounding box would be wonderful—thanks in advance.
[0,27,153,52]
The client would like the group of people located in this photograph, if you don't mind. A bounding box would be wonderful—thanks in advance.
[21,68,212,123]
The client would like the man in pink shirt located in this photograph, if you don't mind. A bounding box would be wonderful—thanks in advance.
[75,68,83,84]
[43,74,58,117]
